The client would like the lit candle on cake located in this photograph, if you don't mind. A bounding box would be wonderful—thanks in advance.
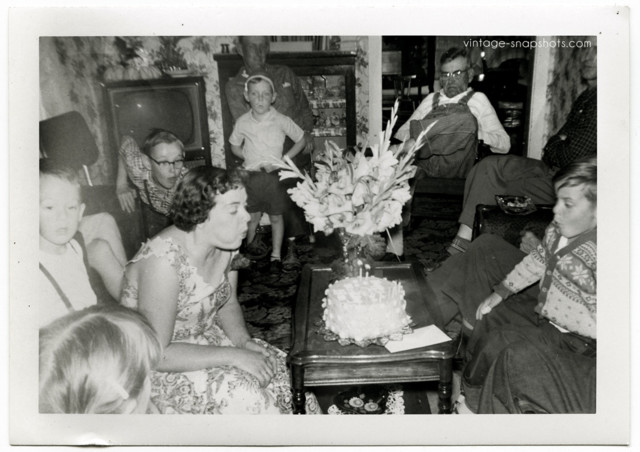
[364,263,371,278]
[357,259,363,278]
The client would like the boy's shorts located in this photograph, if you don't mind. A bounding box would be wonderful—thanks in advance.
[245,170,288,215]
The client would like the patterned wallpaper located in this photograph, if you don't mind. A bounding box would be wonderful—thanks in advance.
[545,36,596,136]
[39,36,370,185]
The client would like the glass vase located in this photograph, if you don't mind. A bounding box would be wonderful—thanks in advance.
[332,228,384,279]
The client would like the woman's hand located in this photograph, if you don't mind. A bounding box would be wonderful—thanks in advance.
[116,184,137,213]
[244,339,277,374]
[234,347,276,387]
[476,292,504,321]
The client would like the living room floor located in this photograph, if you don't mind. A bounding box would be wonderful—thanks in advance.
[237,194,464,414]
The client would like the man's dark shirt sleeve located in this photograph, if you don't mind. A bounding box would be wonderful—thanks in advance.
[542,87,597,170]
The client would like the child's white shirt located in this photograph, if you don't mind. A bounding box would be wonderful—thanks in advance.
[39,239,97,328]
[228,107,304,170]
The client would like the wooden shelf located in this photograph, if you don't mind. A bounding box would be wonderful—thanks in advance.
[309,98,346,109]
[312,126,347,137]
[215,52,357,169]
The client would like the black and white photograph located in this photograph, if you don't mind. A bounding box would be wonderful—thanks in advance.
[6,2,633,448]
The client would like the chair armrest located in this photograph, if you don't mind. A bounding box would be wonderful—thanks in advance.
[472,204,554,248]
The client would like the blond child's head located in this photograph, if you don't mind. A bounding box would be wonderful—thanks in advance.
[39,304,162,414]
[552,155,597,240]
[39,159,85,254]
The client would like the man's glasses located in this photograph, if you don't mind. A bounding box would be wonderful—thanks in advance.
[149,156,186,169]
[440,69,468,80]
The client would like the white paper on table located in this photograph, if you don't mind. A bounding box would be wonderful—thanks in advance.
[385,325,452,353]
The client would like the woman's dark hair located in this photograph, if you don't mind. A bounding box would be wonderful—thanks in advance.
[170,166,246,231]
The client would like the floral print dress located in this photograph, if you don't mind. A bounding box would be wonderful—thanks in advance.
[121,237,317,414]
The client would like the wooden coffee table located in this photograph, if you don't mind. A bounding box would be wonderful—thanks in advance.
[288,262,458,414]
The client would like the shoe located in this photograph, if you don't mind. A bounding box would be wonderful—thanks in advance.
[381,252,405,262]
[269,259,283,274]
[245,238,271,261]
[424,261,442,273]
[452,394,475,414]
[446,236,471,256]
[230,253,252,270]
[282,242,301,272]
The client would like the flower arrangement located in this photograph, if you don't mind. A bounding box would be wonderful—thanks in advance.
[277,101,431,239]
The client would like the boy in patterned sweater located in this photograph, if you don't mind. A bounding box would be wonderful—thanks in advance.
[451,155,597,414]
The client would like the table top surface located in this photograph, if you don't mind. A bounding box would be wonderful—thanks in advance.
[289,262,457,366]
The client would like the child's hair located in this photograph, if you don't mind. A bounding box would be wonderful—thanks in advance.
[39,158,81,193]
[39,304,162,414]
[552,155,597,205]
[244,73,275,94]
[170,166,246,232]
[141,128,184,157]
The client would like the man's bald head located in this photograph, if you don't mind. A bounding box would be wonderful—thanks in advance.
[236,36,270,73]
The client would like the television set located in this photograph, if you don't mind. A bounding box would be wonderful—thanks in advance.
[102,76,211,169]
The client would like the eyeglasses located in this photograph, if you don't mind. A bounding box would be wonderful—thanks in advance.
[149,156,185,169]
[440,69,468,80]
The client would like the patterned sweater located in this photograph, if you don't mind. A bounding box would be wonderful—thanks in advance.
[493,223,597,339]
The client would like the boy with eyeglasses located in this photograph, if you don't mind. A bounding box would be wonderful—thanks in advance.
[116,129,189,238]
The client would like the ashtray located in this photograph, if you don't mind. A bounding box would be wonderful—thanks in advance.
[495,195,537,215]
[334,388,387,414]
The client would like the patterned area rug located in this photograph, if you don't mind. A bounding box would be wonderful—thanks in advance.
[237,197,461,353]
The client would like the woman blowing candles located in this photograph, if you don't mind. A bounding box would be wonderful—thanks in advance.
[121,166,319,414]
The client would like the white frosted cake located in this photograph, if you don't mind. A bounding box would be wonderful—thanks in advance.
[322,276,412,342]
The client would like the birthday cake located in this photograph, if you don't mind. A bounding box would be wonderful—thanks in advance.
[322,276,412,342]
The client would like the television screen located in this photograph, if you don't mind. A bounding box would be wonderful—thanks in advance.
[103,77,211,168]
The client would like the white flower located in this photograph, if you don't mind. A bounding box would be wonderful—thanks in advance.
[277,101,424,237]
[346,211,376,236]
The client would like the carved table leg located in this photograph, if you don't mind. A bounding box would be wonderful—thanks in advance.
[438,357,453,414]
[291,364,306,414]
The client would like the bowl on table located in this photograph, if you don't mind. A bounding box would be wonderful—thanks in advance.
[495,195,537,215]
